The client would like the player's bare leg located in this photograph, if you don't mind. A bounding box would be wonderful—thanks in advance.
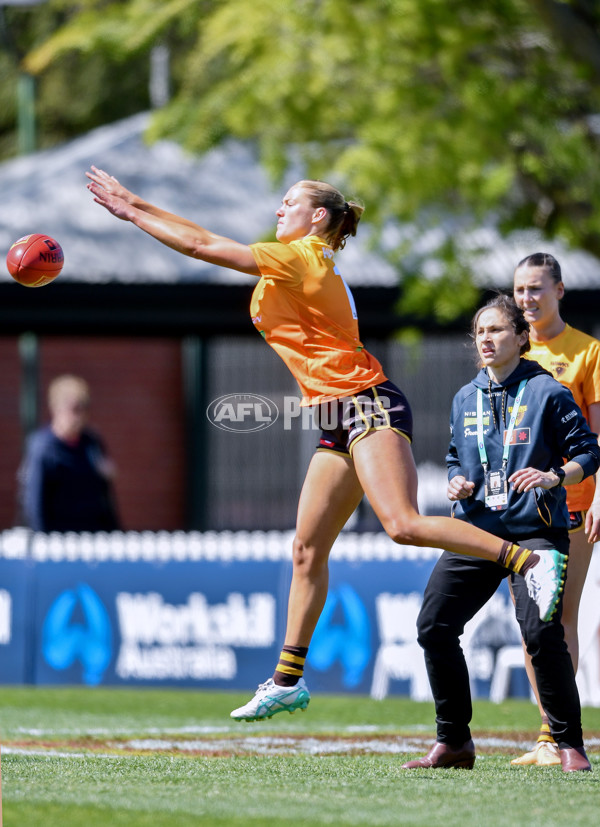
[284,450,364,646]
[230,451,363,722]
[352,429,566,620]
[353,430,519,557]
[231,430,568,722]
[560,528,594,671]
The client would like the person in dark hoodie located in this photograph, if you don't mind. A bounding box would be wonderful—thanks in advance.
[402,294,600,773]
[19,375,120,533]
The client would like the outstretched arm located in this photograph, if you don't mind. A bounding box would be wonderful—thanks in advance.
[86,167,201,228]
[85,166,261,276]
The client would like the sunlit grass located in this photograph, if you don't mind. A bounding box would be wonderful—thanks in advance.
[2,687,599,826]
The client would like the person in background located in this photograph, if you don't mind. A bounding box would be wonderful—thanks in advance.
[402,295,599,773]
[510,253,600,765]
[19,375,120,533]
[86,166,568,723]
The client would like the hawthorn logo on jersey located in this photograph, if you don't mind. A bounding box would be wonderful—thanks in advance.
[207,394,279,432]
[503,427,530,445]
[507,405,527,426]
[552,362,569,377]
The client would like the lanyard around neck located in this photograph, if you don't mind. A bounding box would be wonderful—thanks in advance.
[476,378,528,469]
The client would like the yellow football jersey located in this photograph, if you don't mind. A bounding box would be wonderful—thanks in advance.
[526,324,600,511]
[250,236,386,404]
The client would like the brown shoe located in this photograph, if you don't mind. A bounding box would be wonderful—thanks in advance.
[560,746,592,773]
[402,740,475,770]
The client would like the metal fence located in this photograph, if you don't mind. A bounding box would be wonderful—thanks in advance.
[202,335,477,530]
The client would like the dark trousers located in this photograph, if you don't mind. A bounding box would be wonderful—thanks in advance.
[416,534,583,750]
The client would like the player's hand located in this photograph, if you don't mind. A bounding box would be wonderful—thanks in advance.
[509,467,556,492]
[585,499,600,544]
[447,475,475,501]
[85,166,134,203]
[87,180,132,221]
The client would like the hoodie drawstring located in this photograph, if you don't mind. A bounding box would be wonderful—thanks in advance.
[487,378,508,431]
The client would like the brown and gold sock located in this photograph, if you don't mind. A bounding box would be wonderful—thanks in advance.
[498,541,539,575]
[537,716,556,745]
[273,645,308,687]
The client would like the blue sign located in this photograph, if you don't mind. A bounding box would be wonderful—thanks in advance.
[304,558,438,695]
[0,549,529,700]
[42,583,112,685]
[0,559,32,684]
[310,583,371,688]
[33,559,284,688]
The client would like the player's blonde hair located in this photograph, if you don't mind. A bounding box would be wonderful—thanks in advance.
[297,180,364,251]
[48,375,90,413]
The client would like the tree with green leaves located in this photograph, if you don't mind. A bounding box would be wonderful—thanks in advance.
[7,0,600,319]
[0,1,151,157]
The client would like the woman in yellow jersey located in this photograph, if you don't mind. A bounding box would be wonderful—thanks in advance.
[86,168,568,720]
[511,252,600,766]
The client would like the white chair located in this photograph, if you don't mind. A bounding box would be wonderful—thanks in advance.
[489,645,530,703]
[370,592,432,701]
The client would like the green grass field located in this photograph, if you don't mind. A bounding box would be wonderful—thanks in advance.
[1,686,599,826]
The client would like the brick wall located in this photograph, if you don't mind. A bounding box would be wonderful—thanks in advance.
[0,339,24,527]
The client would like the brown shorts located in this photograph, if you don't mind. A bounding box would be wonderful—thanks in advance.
[314,380,413,456]
[568,510,586,534]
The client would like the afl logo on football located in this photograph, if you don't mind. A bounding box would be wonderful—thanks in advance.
[206,394,279,432]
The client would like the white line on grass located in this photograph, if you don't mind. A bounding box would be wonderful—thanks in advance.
[5,733,599,760]
[5,734,581,759]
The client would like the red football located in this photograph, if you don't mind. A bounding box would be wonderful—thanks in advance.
[6,233,64,287]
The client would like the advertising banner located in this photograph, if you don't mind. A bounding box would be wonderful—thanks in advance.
[0,559,32,685]
[1,532,600,705]
[32,559,286,688]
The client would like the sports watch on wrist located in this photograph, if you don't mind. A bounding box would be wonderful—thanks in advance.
[551,467,566,488]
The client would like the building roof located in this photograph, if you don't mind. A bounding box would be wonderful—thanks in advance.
[0,113,398,287]
[1,112,599,291]
[379,220,600,290]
